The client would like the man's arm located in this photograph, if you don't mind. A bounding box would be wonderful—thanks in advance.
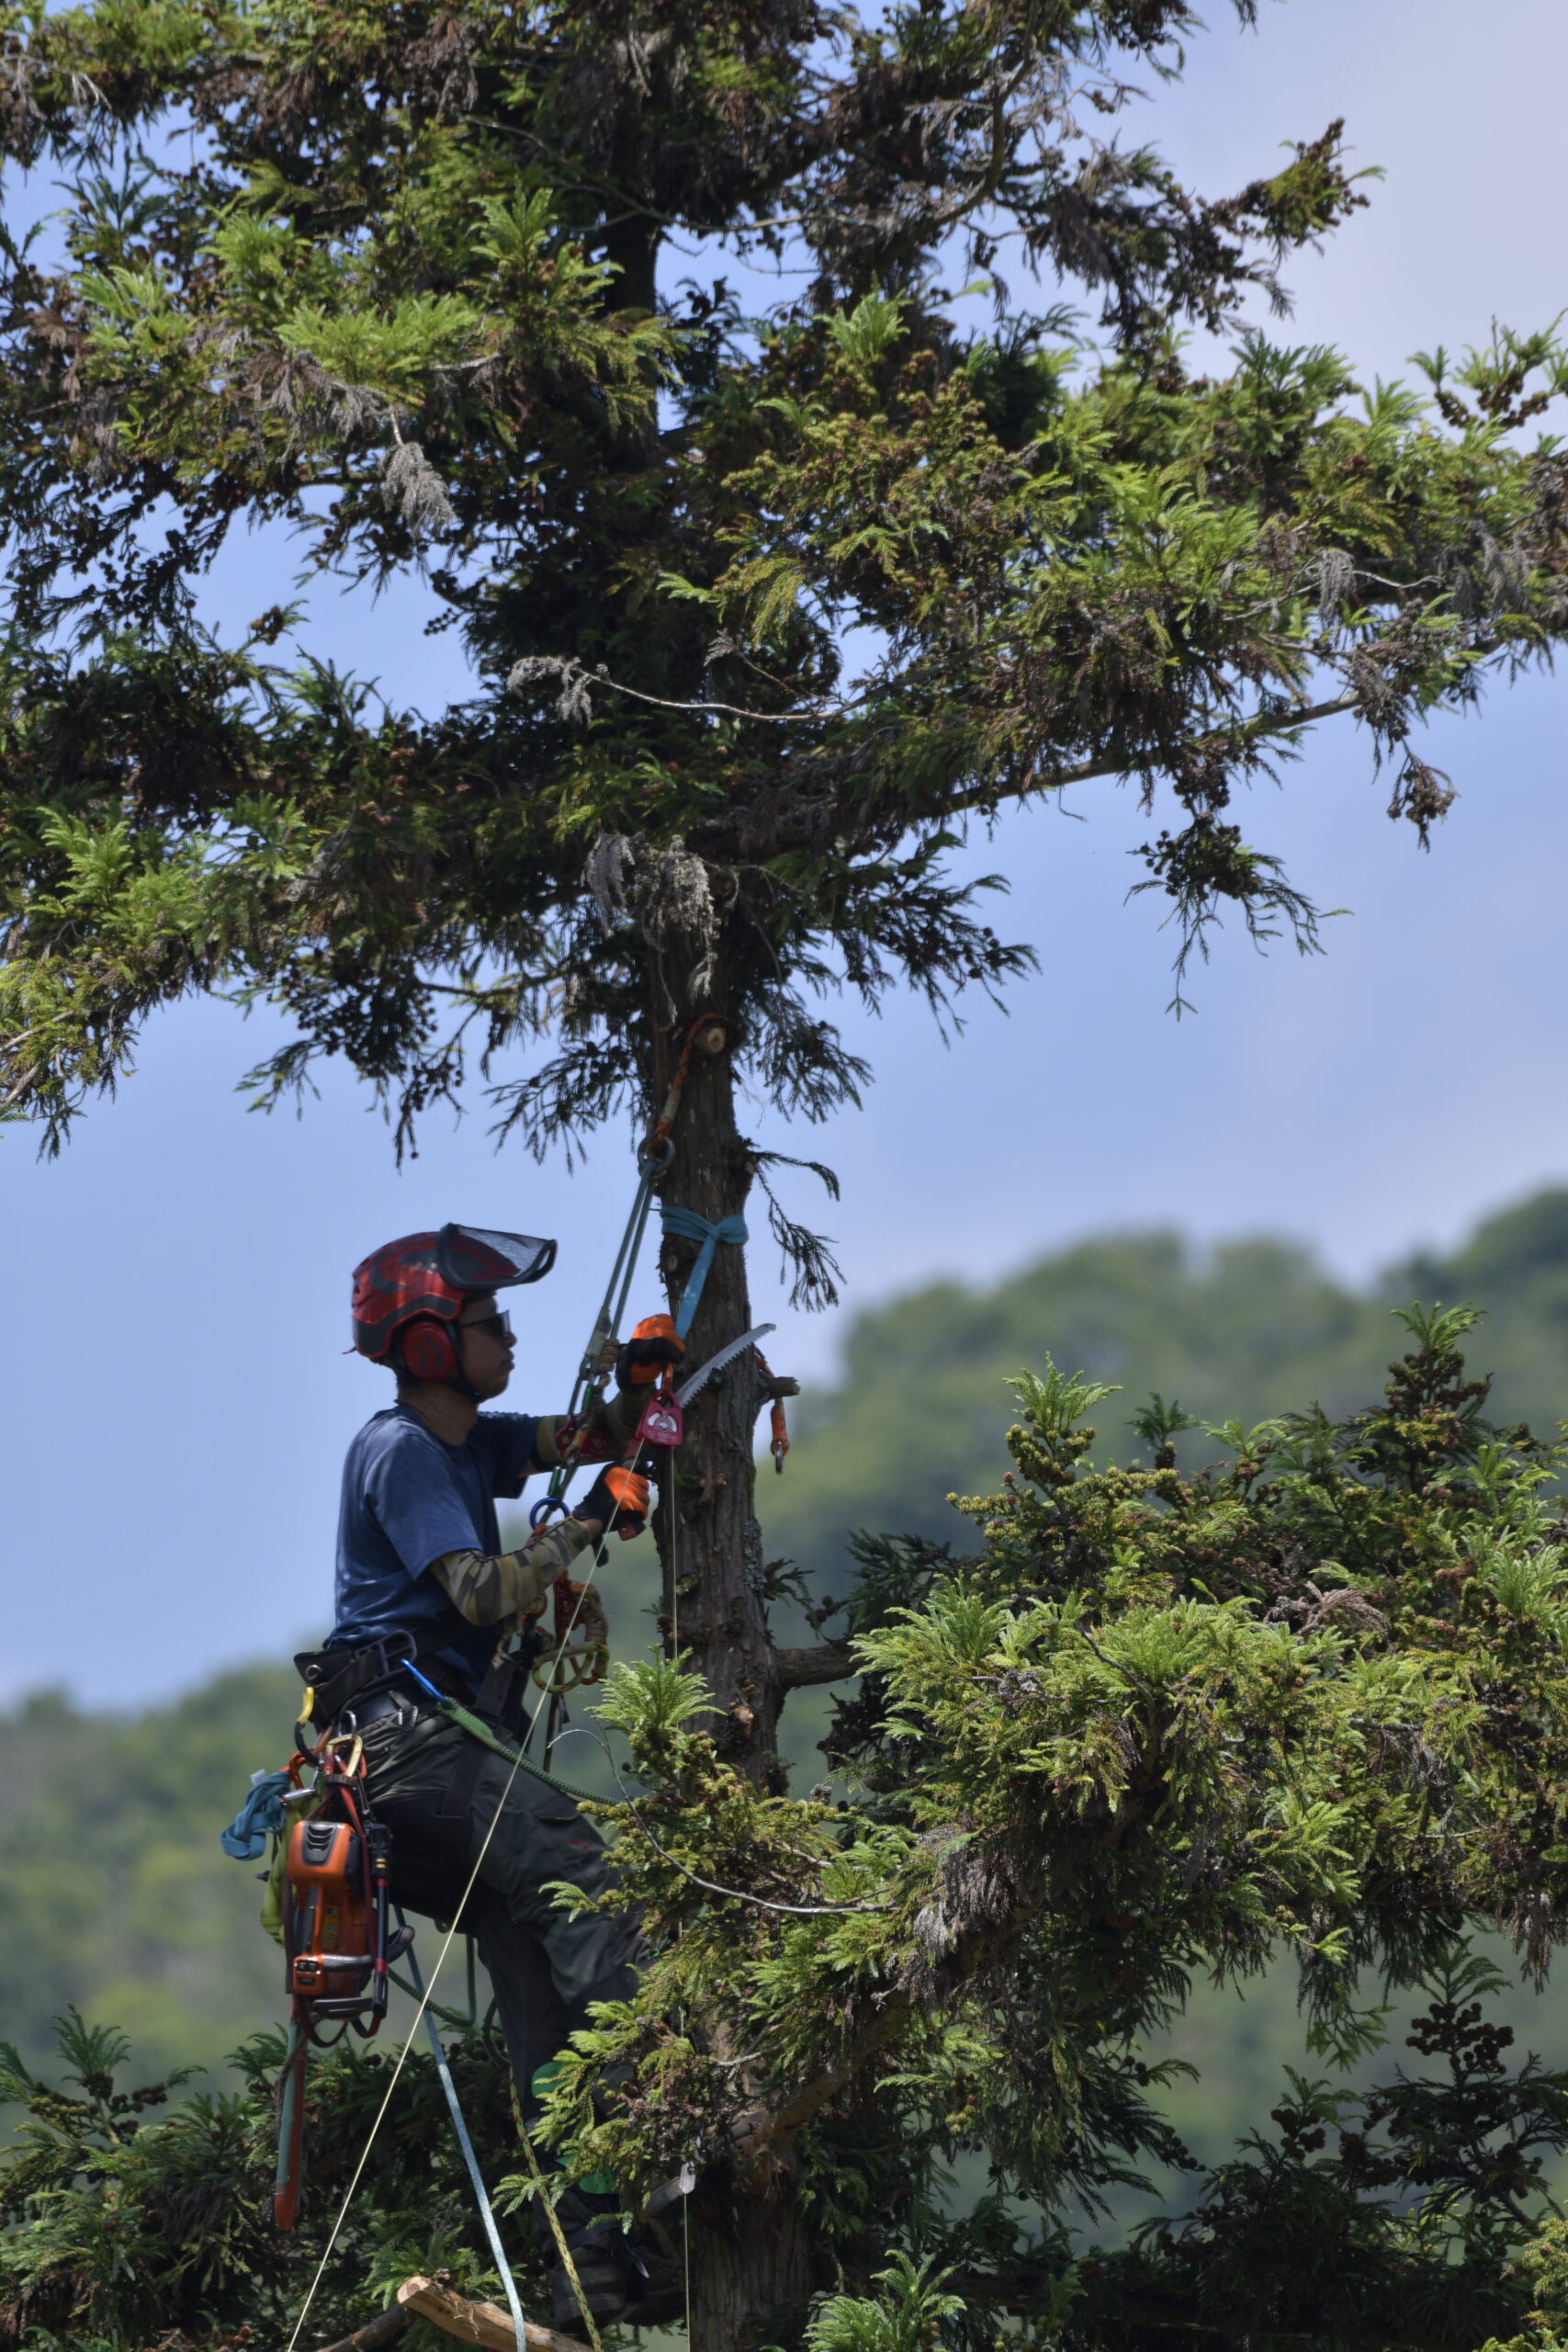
[430,1517,596,1626]
[531,1385,643,1472]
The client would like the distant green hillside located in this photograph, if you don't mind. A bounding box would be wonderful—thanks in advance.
[758,1189,1568,1600]
[0,1667,300,2086]
[10,1189,1568,2147]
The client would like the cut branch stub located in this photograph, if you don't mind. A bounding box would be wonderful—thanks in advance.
[396,2273,592,2352]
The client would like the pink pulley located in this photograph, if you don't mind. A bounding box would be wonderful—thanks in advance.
[637,1389,684,1449]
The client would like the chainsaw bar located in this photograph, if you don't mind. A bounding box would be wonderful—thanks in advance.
[675,1321,776,1408]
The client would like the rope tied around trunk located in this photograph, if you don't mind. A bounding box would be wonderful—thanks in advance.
[659,1204,748,1341]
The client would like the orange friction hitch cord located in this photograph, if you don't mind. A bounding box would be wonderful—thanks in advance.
[756,1349,790,1474]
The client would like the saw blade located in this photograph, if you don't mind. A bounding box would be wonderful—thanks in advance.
[675,1321,776,1408]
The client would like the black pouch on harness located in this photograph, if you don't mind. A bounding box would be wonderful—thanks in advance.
[298,1620,546,1830]
[294,1609,470,1724]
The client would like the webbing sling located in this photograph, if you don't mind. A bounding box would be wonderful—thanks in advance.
[395,1912,529,2347]
[403,1663,600,1806]
[435,1621,541,1821]
[658,1204,748,1340]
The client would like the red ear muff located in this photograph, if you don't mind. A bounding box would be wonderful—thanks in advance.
[399,1316,459,1385]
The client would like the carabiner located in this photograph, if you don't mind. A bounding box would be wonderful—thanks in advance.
[636,1134,676,1176]
[531,1642,609,1693]
[530,1494,570,1529]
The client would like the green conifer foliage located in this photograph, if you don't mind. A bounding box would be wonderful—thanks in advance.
[5,0,1568,2339]
[0,0,1563,1145]
[0,0,1564,1766]
[513,1312,1568,2349]
[12,1320,1568,2351]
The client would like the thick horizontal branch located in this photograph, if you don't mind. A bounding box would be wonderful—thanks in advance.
[728,1877,1055,2176]
[694,689,1368,871]
[942,691,1362,823]
[730,1992,914,2176]
[775,1640,856,1689]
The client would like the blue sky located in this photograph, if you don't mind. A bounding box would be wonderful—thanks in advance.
[5,0,1567,1707]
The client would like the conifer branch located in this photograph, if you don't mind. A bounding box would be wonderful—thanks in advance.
[773,1641,856,1689]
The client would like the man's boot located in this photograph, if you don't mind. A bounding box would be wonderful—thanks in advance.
[544,2186,682,2333]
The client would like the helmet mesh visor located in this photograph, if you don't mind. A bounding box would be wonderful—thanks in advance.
[438,1223,558,1290]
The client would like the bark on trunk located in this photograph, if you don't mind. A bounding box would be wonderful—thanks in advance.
[649,991,787,1788]
[684,2181,815,2352]
[644,976,818,2349]
[588,112,814,2352]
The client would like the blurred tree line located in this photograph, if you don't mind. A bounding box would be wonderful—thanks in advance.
[759,1188,1568,1598]
[0,1668,299,2089]
[8,1185,1568,2173]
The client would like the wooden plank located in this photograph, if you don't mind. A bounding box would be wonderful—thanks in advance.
[395,2272,592,2352]
[314,2304,411,2352]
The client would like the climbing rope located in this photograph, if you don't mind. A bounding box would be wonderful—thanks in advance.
[669,1498,694,2347]
[543,1016,715,1513]
[285,1023,724,2348]
[284,1487,637,2351]
[397,1918,529,2349]
[507,2077,606,2352]
[542,1160,661,1516]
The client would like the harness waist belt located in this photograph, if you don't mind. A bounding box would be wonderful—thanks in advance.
[344,1687,420,1731]
[295,1609,470,1724]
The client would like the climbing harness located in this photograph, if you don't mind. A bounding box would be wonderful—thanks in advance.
[280,1480,641,2352]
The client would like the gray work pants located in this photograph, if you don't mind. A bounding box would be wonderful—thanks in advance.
[356,1707,637,2120]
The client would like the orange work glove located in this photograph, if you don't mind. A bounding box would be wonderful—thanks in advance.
[615,1314,685,1389]
[581,1464,651,1539]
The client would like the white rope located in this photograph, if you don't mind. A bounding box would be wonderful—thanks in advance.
[669,1476,695,2347]
[284,1496,629,2350]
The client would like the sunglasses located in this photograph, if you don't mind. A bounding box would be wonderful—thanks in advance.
[459,1309,514,1343]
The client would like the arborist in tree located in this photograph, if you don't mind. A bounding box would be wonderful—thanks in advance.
[297,1222,683,2331]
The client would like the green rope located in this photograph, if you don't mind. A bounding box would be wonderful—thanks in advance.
[400,1668,601,1804]
[508,2077,607,2352]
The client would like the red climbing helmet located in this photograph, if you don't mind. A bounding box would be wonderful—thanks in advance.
[351,1224,557,1378]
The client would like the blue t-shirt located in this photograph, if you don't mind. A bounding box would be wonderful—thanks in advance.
[329,1405,542,1701]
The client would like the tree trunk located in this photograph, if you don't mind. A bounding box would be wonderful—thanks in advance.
[645,973,817,2349]
[684,2181,814,2352]
[649,985,786,1788]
